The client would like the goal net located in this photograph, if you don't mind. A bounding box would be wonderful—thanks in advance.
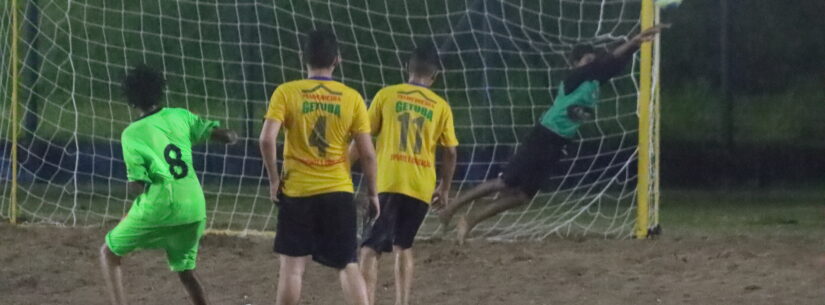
[1,0,658,239]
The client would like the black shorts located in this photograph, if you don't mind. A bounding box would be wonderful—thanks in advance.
[501,125,570,197]
[361,193,429,253]
[273,192,358,269]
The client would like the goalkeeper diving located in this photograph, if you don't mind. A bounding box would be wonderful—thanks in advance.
[438,25,667,244]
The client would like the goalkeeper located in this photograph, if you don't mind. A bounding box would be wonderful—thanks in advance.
[438,25,666,244]
[99,65,238,305]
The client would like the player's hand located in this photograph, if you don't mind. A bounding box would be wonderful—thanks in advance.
[431,184,450,210]
[367,194,381,223]
[633,24,670,43]
[225,131,240,145]
[567,105,595,122]
[269,179,281,206]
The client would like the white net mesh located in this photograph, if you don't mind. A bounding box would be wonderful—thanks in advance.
[1,0,652,239]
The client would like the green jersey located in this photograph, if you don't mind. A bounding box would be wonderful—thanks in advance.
[121,107,219,226]
[538,80,600,138]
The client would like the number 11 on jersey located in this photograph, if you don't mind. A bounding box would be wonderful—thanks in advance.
[397,112,424,154]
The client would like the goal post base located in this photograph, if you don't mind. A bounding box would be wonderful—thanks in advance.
[636,225,662,240]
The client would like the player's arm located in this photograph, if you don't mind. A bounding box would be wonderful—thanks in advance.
[353,132,380,220]
[127,181,145,197]
[348,143,361,164]
[350,91,385,164]
[432,146,457,209]
[259,119,282,204]
[210,128,239,144]
[567,25,668,87]
[121,135,151,199]
[261,86,288,204]
[432,107,460,209]
[612,24,668,58]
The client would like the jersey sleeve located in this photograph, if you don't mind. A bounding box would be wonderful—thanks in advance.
[351,92,371,134]
[187,110,220,144]
[121,134,151,183]
[265,85,288,122]
[367,91,385,136]
[438,105,459,147]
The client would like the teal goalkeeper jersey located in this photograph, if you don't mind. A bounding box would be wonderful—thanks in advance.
[538,80,600,138]
[120,107,219,226]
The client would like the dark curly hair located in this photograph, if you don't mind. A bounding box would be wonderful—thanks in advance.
[122,64,165,111]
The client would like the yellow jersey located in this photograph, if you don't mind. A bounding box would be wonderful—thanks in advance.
[369,83,459,203]
[265,78,370,197]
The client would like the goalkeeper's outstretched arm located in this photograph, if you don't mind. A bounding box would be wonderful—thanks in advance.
[564,24,667,91]
[612,24,668,58]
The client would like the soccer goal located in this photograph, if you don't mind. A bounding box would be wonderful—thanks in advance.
[1,0,660,240]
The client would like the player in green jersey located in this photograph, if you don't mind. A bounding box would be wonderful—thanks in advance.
[437,25,666,245]
[99,65,238,305]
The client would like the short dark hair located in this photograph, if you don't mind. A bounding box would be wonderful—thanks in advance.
[302,29,339,69]
[407,44,441,76]
[122,64,165,111]
[570,44,596,63]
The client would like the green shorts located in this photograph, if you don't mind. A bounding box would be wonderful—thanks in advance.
[105,217,205,272]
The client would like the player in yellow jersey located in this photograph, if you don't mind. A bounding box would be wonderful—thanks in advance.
[354,45,458,305]
[259,29,378,305]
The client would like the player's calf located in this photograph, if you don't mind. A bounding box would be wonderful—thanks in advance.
[178,270,209,305]
[99,244,126,305]
[393,246,415,305]
[457,187,531,245]
[437,178,507,228]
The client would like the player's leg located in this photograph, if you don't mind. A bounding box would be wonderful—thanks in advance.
[339,262,370,305]
[273,194,316,305]
[392,195,429,305]
[99,244,127,305]
[456,188,530,245]
[277,255,310,305]
[358,247,380,305]
[314,192,369,305]
[178,270,209,305]
[359,194,400,305]
[393,246,415,305]
[437,178,507,226]
[100,216,152,305]
[454,125,568,244]
[165,221,210,305]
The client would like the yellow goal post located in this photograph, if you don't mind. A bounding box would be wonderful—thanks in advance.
[635,0,662,239]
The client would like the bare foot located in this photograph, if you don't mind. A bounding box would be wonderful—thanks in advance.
[456,217,470,246]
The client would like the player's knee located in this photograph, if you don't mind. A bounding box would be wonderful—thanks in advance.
[100,244,120,262]
[491,178,507,190]
[399,248,414,261]
[514,190,531,202]
[360,246,380,260]
[279,256,308,277]
[177,270,195,282]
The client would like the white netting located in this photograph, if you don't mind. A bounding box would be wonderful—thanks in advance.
[1,0,653,239]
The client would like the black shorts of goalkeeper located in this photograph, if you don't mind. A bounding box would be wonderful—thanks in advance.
[500,125,570,197]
